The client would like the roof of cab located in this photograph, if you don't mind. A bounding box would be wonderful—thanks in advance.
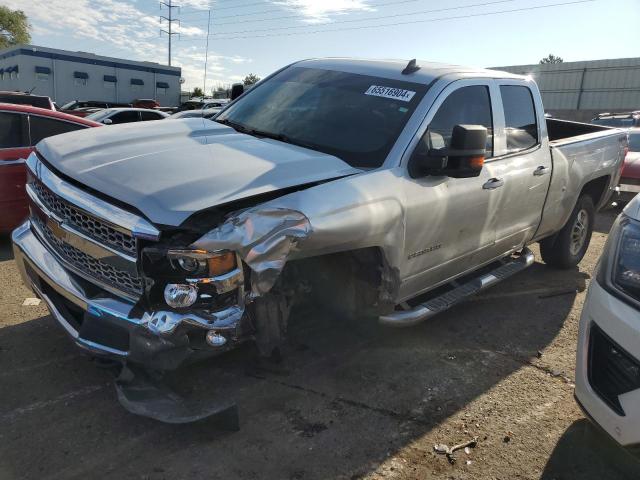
[295,58,525,85]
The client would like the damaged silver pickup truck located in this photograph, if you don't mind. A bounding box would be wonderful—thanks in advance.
[13,58,627,379]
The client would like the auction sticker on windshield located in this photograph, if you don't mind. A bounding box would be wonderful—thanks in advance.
[365,85,416,102]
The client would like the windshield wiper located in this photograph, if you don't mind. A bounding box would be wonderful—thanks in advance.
[215,118,249,133]
[247,129,318,151]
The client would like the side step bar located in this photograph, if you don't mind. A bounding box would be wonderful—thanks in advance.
[379,248,535,327]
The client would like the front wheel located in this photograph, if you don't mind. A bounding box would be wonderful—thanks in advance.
[540,195,595,269]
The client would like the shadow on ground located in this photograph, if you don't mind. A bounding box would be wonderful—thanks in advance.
[1,257,589,480]
[542,419,640,479]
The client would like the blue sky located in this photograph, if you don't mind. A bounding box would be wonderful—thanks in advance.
[6,0,640,92]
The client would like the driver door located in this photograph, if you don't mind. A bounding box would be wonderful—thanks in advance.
[399,80,505,301]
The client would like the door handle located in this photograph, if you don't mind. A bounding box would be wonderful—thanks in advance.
[533,166,550,176]
[483,178,504,190]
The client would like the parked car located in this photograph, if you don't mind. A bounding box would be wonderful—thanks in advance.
[59,100,132,117]
[132,99,160,109]
[616,128,640,203]
[575,195,640,458]
[592,111,640,128]
[86,108,169,125]
[12,58,626,380]
[0,103,100,233]
[0,91,55,110]
[177,99,228,112]
[169,108,222,120]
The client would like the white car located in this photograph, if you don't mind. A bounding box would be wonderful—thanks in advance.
[576,194,640,457]
[86,108,169,125]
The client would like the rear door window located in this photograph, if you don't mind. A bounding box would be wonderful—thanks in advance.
[500,85,539,153]
[140,111,163,121]
[428,85,493,157]
[28,116,87,145]
[110,111,141,124]
[0,111,28,148]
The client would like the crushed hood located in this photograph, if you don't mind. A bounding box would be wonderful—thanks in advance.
[36,118,361,226]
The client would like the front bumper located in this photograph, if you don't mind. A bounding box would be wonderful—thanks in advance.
[12,220,249,370]
[575,278,640,448]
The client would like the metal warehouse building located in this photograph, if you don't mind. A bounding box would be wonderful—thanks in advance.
[0,45,182,107]
[492,57,640,122]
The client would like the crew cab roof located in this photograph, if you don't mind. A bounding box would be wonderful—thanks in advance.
[294,58,525,85]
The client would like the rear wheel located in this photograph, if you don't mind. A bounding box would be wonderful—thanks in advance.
[540,195,595,269]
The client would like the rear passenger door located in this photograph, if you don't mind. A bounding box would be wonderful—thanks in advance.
[490,82,552,254]
[0,111,31,231]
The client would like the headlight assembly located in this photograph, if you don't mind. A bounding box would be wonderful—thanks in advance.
[141,247,242,310]
[167,249,237,278]
[597,215,640,304]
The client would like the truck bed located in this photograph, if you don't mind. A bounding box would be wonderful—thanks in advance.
[534,118,627,241]
[547,117,615,145]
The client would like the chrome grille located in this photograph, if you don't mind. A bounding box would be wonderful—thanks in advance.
[31,179,136,256]
[33,217,143,297]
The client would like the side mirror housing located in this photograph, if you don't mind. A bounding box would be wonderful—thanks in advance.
[102,118,113,125]
[409,124,487,179]
[230,83,244,101]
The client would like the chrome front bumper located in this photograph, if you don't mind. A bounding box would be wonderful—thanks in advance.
[12,221,249,369]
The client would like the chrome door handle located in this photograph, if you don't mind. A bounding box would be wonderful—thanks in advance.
[533,166,550,176]
[483,178,504,190]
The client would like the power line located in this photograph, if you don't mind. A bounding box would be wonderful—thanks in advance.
[180,0,596,41]
[160,0,181,65]
[187,0,520,37]
[179,0,428,21]
[179,0,274,16]
[182,0,475,26]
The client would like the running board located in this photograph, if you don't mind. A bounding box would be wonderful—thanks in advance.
[379,248,535,327]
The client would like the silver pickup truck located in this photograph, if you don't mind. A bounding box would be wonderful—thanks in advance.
[13,58,627,372]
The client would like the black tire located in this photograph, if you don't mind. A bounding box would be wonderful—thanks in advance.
[540,195,595,269]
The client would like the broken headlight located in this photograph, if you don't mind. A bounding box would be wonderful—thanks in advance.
[597,215,640,304]
[167,249,237,278]
[142,248,241,310]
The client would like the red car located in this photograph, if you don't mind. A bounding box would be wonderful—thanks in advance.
[132,98,160,109]
[0,103,101,233]
[618,128,640,203]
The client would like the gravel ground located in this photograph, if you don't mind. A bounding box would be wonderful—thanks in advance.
[1,209,640,479]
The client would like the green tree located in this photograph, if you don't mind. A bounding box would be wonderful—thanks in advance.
[0,6,30,49]
[539,54,563,64]
[243,73,261,86]
[191,86,204,98]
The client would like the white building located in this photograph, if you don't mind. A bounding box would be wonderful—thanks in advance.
[492,57,640,122]
[0,45,182,107]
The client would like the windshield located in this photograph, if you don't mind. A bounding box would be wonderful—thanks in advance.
[216,66,427,168]
[86,109,114,121]
[629,133,640,152]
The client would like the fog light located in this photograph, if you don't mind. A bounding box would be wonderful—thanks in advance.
[206,330,227,347]
[164,283,198,309]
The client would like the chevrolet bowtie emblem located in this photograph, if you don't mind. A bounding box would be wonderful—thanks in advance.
[46,217,67,242]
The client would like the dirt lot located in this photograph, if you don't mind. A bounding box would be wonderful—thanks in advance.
[2,209,640,480]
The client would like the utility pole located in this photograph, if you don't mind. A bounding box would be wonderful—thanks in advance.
[203,9,211,98]
[160,0,180,66]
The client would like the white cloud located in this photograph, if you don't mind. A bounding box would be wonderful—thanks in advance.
[270,0,374,23]
[4,0,252,91]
